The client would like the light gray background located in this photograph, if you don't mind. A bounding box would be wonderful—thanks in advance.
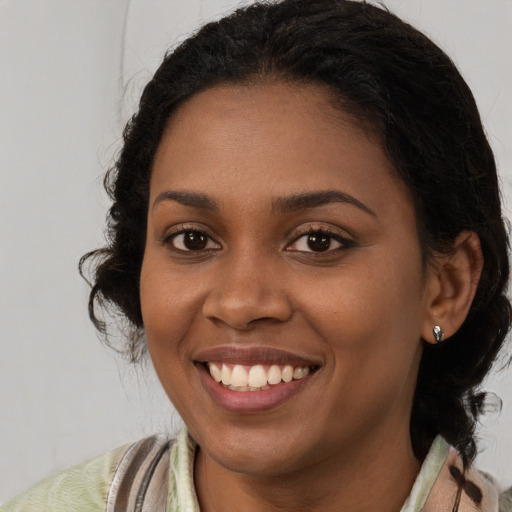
[1,0,511,502]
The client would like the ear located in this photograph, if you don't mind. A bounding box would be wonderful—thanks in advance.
[421,231,483,344]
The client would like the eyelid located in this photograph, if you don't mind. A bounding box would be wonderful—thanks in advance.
[159,223,353,253]
[162,224,221,251]
[286,224,354,252]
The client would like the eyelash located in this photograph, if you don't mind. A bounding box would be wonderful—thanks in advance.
[287,226,354,254]
[163,225,221,252]
[162,225,354,254]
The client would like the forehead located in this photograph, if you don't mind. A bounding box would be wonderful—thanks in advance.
[150,82,413,223]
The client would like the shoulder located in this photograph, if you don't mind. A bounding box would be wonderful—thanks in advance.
[500,486,512,512]
[424,446,512,512]
[2,441,135,512]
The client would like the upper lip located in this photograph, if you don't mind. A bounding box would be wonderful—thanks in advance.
[193,346,322,367]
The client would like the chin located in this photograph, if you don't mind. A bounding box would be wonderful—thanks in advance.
[192,421,323,478]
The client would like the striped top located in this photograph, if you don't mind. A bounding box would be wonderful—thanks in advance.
[2,427,509,511]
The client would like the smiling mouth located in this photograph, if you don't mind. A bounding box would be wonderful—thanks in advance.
[206,362,318,391]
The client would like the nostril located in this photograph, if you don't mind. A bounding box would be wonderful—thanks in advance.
[202,289,293,330]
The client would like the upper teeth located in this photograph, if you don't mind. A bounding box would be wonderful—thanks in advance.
[208,363,311,391]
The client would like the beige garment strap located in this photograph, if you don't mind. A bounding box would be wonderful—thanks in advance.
[106,435,173,512]
[499,487,512,512]
[422,447,504,511]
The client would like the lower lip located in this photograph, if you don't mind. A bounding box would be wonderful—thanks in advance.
[196,364,314,413]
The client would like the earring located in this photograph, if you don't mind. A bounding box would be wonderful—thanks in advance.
[433,325,444,343]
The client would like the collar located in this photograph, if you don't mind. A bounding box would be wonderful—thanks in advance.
[168,428,504,512]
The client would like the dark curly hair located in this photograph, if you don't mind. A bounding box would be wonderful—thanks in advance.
[81,0,510,481]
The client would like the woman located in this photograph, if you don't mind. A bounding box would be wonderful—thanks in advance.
[3,0,511,510]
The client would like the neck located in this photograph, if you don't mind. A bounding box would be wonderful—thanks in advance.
[194,425,421,512]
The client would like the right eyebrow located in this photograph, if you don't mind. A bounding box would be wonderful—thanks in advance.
[152,190,219,212]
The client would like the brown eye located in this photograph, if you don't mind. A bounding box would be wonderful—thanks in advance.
[183,231,207,250]
[287,230,349,253]
[169,230,220,251]
[306,233,331,252]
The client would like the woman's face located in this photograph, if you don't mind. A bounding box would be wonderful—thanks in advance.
[140,83,435,476]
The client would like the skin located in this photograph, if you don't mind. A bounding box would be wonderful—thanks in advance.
[140,82,458,511]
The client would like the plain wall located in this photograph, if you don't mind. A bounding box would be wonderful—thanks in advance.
[1,0,511,502]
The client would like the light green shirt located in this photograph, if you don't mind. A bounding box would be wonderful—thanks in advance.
[2,428,450,512]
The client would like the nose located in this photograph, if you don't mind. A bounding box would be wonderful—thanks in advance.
[202,251,293,331]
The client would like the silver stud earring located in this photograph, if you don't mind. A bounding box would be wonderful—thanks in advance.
[433,325,444,343]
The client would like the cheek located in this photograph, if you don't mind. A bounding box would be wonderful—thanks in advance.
[299,266,424,428]
[302,262,423,334]
[139,257,199,406]
[140,261,190,383]
[295,249,426,376]
[140,255,202,339]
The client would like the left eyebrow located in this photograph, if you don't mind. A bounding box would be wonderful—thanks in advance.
[272,190,376,217]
